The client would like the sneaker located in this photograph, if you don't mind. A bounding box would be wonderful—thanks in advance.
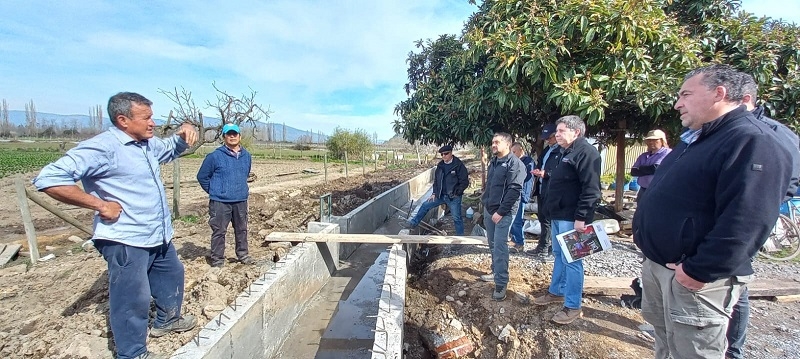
[210,260,224,268]
[150,315,197,337]
[533,292,564,306]
[134,352,168,359]
[399,221,417,229]
[479,273,494,282]
[492,286,507,301]
[551,307,582,324]
[525,244,547,256]
[239,256,256,265]
[539,252,555,263]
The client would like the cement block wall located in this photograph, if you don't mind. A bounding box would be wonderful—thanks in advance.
[172,222,339,359]
[370,244,407,359]
[333,167,434,259]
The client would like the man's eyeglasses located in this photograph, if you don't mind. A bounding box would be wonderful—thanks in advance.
[441,152,452,156]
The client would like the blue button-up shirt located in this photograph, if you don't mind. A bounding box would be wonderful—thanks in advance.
[33,126,188,247]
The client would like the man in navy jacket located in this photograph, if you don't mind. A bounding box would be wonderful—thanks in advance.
[633,65,792,358]
[197,123,254,267]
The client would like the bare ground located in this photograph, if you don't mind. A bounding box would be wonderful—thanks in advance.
[1,158,798,359]
[0,158,425,359]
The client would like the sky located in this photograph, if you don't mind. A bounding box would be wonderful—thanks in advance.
[1,0,798,141]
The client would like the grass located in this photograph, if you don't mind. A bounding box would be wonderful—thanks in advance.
[177,214,200,224]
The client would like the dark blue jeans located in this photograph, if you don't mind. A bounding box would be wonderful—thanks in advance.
[94,240,186,359]
[409,194,464,235]
[510,200,526,245]
[726,286,749,359]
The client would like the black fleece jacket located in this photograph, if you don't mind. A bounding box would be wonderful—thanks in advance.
[633,106,792,283]
[752,105,800,200]
[539,137,602,223]
[433,156,469,197]
[482,153,525,216]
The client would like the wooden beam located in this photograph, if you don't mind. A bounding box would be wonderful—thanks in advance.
[14,177,40,262]
[0,244,22,266]
[582,276,800,298]
[24,187,93,236]
[266,232,488,245]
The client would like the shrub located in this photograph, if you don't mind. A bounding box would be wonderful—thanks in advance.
[326,127,374,160]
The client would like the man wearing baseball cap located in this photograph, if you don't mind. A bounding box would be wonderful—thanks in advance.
[197,123,255,267]
[527,123,559,261]
[401,145,469,235]
[631,129,671,202]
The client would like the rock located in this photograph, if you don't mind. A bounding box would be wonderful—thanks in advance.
[515,292,531,304]
[456,300,463,306]
[445,295,455,302]
[457,290,466,297]
[67,235,84,243]
[45,246,56,251]
[499,307,505,314]
[258,229,270,238]
[90,329,102,336]
[61,333,112,358]
[273,210,285,222]
[288,190,302,198]
[268,242,292,250]
[203,301,227,318]
[497,324,517,344]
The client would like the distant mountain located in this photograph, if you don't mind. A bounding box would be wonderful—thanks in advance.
[6,110,328,143]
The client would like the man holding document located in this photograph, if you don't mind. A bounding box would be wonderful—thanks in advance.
[533,115,602,325]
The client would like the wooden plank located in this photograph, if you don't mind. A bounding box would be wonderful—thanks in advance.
[772,294,800,303]
[582,276,800,298]
[266,232,488,245]
[0,244,23,266]
[24,187,93,236]
[14,177,40,262]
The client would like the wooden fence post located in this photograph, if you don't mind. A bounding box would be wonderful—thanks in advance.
[361,151,366,176]
[344,151,349,180]
[172,158,180,219]
[324,151,328,184]
[14,176,40,263]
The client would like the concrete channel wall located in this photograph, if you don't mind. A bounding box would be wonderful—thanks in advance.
[334,167,435,259]
[171,168,432,358]
[172,222,339,359]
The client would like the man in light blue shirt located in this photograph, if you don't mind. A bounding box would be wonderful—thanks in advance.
[33,92,198,359]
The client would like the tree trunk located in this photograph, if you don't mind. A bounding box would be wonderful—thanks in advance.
[614,120,627,213]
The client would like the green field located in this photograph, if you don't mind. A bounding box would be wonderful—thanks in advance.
[0,149,64,178]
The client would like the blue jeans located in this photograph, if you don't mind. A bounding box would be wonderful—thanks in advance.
[509,200,526,246]
[726,286,749,359]
[94,240,186,359]
[548,219,585,309]
[483,208,514,288]
[409,194,464,235]
[209,200,249,263]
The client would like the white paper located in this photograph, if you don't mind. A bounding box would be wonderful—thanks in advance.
[555,222,613,263]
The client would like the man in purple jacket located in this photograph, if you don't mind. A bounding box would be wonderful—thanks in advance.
[630,129,671,202]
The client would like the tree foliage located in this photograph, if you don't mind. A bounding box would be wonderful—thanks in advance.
[394,0,800,146]
[326,127,374,160]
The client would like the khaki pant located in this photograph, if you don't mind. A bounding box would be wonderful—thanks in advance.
[640,258,750,359]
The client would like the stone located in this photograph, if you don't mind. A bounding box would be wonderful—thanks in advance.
[268,242,292,250]
[45,246,56,251]
[67,235,84,243]
[272,210,285,222]
[497,324,517,343]
[445,295,455,302]
[457,290,466,297]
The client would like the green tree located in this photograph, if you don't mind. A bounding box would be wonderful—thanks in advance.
[326,127,374,160]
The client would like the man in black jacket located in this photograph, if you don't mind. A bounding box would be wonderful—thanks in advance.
[402,145,469,235]
[633,64,792,358]
[479,132,525,301]
[527,123,559,260]
[508,141,534,252]
[532,115,601,325]
[725,72,800,359]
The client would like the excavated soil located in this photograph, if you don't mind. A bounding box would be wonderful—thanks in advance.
[0,158,425,359]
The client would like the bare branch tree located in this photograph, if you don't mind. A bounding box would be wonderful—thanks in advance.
[24,99,37,136]
[0,99,9,137]
[159,84,272,155]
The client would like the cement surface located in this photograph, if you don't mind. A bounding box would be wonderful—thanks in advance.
[273,243,391,359]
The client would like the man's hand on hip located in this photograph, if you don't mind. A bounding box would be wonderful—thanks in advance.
[428,194,436,202]
[98,201,123,222]
[492,212,502,224]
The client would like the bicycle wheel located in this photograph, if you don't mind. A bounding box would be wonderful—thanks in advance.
[759,214,800,261]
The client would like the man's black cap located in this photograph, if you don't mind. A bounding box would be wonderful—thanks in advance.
[541,124,557,139]
[438,145,453,153]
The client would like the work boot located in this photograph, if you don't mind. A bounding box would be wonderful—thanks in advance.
[533,292,564,306]
[210,259,224,268]
[239,256,256,265]
[479,273,494,282]
[492,286,507,301]
[551,307,582,324]
[508,242,524,253]
[150,315,197,337]
[133,352,168,359]
[525,244,547,256]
